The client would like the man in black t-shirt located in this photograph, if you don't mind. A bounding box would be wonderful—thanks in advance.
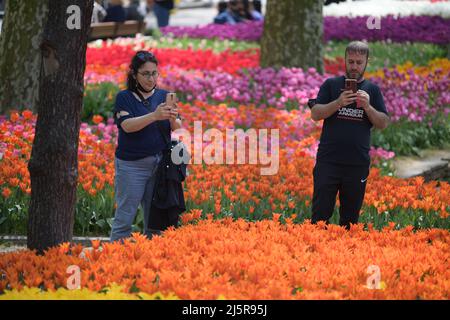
[308,41,389,230]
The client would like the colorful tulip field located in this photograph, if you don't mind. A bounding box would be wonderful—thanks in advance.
[1,14,449,300]
[161,16,450,44]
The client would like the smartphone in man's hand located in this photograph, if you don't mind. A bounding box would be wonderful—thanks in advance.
[345,79,357,93]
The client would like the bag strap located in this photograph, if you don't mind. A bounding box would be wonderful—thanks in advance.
[156,121,171,150]
[134,89,171,149]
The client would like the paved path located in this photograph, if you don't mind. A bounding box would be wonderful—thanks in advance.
[166,0,267,26]
[392,148,450,180]
[146,6,218,28]
[0,244,27,253]
[0,236,110,253]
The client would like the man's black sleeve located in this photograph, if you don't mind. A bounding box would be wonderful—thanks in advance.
[315,79,332,106]
[371,85,389,115]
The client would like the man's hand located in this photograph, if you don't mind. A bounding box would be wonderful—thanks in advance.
[337,90,357,108]
[355,90,389,129]
[356,90,370,110]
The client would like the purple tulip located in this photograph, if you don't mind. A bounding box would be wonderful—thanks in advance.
[161,16,449,44]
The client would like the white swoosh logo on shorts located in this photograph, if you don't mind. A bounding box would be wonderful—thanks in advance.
[361,178,368,183]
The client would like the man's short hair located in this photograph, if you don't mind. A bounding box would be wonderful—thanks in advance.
[345,41,370,60]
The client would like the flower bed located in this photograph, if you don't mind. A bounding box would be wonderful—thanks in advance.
[1,110,449,236]
[0,220,448,299]
[1,13,449,301]
[161,16,450,44]
[324,15,450,44]
[86,45,260,77]
[83,39,449,125]
[0,284,179,300]
[83,42,449,124]
[85,43,346,85]
[159,65,449,122]
[366,58,450,80]
[161,67,326,110]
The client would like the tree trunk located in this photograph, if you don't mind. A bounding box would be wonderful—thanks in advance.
[260,0,324,73]
[27,0,93,253]
[0,0,48,114]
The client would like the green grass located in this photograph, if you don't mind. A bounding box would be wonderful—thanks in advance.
[2,192,448,236]
[142,35,260,53]
[324,41,448,72]
[372,114,450,156]
[82,82,119,122]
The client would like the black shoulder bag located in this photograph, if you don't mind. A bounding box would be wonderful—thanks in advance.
[134,89,189,181]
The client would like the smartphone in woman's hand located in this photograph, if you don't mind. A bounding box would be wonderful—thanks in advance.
[166,92,177,109]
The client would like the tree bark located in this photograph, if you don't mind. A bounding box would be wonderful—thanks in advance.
[260,0,324,73]
[27,0,93,253]
[0,0,48,114]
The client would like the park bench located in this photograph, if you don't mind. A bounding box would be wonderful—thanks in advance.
[89,20,146,40]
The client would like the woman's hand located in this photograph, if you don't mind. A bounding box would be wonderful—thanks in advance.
[152,103,173,121]
[169,103,180,120]
[168,103,182,130]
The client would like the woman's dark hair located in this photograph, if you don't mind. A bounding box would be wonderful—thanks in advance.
[126,51,158,91]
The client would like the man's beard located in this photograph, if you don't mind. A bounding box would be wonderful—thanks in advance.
[346,70,362,81]
[346,63,368,81]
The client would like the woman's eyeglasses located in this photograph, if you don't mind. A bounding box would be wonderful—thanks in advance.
[138,70,159,79]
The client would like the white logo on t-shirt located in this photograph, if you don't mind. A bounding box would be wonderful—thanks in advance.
[338,107,364,120]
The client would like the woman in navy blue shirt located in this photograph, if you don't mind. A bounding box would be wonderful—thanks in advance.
[110,51,182,242]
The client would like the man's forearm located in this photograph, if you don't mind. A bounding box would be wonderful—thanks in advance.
[365,105,389,129]
[311,100,341,121]
[121,112,157,133]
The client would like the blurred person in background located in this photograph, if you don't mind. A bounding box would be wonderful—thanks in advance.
[214,0,238,24]
[214,0,262,25]
[217,0,228,14]
[147,0,174,28]
[92,0,107,23]
[126,0,146,21]
[240,0,263,21]
[252,0,262,13]
[104,0,127,22]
